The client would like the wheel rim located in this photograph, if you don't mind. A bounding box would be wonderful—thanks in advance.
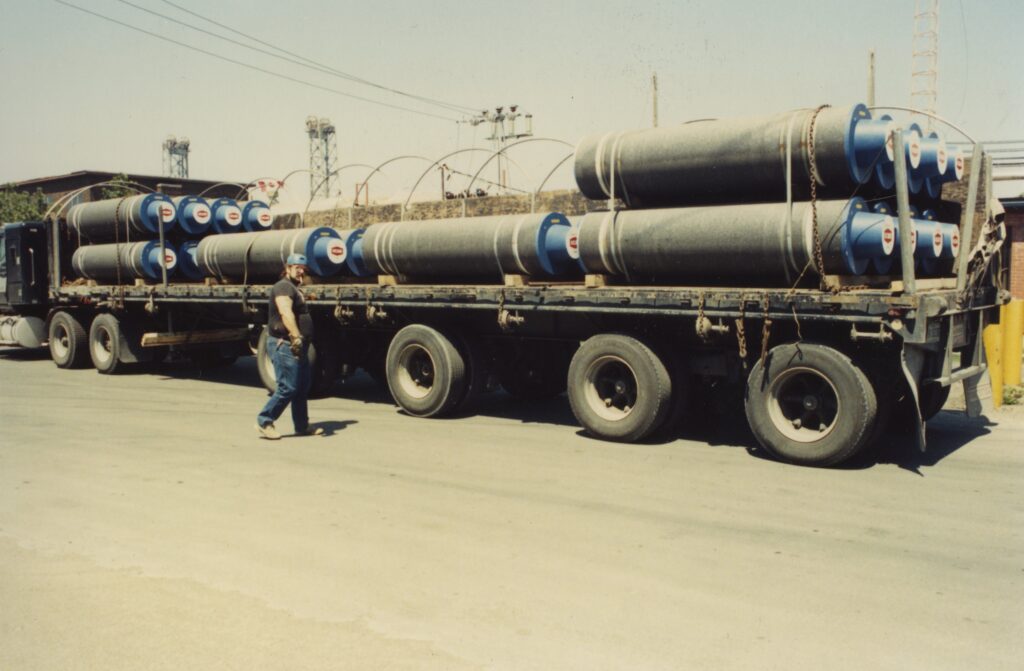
[767,367,840,442]
[52,323,70,359]
[396,344,435,399]
[582,355,638,422]
[92,327,114,365]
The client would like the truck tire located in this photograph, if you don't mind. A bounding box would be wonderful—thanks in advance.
[49,311,90,369]
[385,324,467,417]
[567,334,673,442]
[256,329,276,392]
[745,343,878,466]
[88,313,126,374]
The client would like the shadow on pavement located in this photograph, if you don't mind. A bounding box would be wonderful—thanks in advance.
[0,347,51,361]
[874,410,995,474]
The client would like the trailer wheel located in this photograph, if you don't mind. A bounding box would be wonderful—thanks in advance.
[88,313,126,374]
[745,343,877,466]
[49,311,90,369]
[385,324,467,417]
[567,334,673,442]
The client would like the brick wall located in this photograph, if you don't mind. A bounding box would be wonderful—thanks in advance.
[1008,211,1024,300]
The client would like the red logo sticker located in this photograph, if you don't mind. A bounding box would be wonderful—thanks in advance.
[260,213,271,222]
[228,212,239,221]
[883,229,894,244]
[164,254,174,264]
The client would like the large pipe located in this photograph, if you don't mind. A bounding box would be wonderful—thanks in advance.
[195,227,348,281]
[209,198,243,234]
[171,196,212,236]
[66,194,177,243]
[361,212,578,279]
[241,201,274,232]
[177,240,203,280]
[575,198,892,284]
[71,240,178,282]
[925,147,965,198]
[573,104,895,208]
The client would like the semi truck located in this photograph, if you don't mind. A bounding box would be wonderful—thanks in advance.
[0,106,1009,467]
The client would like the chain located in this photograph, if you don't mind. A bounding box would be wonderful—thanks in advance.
[807,105,829,291]
[734,296,748,363]
[759,292,772,365]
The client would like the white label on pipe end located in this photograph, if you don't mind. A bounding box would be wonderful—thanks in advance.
[932,229,943,257]
[951,229,960,256]
[159,203,176,224]
[326,240,347,264]
[881,217,895,255]
[907,133,922,169]
[224,207,242,226]
[883,122,896,160]
[954,153,965,180]
[163,248,178,269]
[566,229,580,259]
[193,206,211,224]
[935,140,948,175]
[257,211,273,228]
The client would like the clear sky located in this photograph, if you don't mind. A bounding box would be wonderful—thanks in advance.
[1,0,1021,206]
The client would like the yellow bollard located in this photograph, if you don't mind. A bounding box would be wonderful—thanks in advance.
[984,318,1004,409]
[1002,299,1023,387]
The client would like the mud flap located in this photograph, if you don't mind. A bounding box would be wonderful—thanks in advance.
[901,345,928,452]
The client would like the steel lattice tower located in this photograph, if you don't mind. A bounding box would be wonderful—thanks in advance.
[162,136,190,178]
[306,116,337,199]
[911,0,939,128]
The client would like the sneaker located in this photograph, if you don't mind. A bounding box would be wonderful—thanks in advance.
[295,426,325,437]
[256,423,282,440]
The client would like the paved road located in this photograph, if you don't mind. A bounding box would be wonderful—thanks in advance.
[1,349,1022,670]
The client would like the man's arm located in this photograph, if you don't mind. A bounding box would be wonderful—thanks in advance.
[275,295,301,341]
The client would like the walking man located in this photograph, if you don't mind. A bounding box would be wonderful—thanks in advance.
[256,253,324,439]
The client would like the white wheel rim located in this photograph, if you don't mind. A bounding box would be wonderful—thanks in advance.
[396,344,435,400]
[767,367,840,442]
[52,323,70,359]
[583,355,638,422]
[92,327,114,365]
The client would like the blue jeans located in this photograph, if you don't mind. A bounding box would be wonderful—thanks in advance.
[257,336,311,432]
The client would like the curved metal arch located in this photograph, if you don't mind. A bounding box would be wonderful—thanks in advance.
[302,163,378,222]
[196,182,251,198]
[868,106,976,143]
[402,147,498,211]
[43,180,153,220]
[464,137,574,197]
[356,155,431,204]
[533,151,576,196]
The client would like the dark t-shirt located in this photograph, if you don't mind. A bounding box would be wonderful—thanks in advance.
[268,278,314,339]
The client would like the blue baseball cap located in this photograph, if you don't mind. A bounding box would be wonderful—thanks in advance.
[286,253,308,267]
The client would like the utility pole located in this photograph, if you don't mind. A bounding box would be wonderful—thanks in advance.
[466,106,533,193]
[911,0,939,129]
[306,116,337,199]
[162,136,190,178]
[867,50,876,107]
[652,73,659,127]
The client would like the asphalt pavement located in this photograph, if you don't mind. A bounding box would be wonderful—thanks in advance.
[1,349,1022,670]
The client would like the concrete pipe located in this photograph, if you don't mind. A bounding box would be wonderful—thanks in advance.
[575,198,890,285]
[172,196,212,236]
[209,198,243,234]
[195,227,347,281]
[71,240,178,282]
[66,194,177,243]
[241,201,274,232]
[361,212,578,279]
[574,104,895,208]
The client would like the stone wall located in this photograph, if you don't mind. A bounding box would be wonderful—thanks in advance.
[274,189,600,230]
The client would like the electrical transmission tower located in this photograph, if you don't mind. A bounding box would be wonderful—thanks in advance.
[467,105,533,193]
[306,116,337,199]
[162,136,190,178]
[911,0,939,128]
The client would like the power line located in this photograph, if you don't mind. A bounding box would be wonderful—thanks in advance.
[112,0,479,116]
[51,0,460,122]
